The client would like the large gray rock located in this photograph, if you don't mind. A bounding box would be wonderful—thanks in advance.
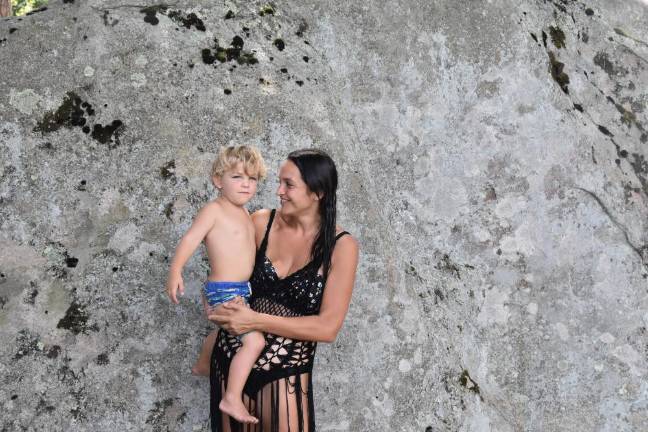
[1,0,647,430]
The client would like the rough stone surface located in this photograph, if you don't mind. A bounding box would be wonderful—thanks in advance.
[1,0,647,431]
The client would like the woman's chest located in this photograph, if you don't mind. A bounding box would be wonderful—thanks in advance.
[250,256,325,315]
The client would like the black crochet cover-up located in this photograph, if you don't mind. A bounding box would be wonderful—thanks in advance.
[210,209,349,432]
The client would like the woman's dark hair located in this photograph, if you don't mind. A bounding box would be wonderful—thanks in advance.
[287,148,338,279]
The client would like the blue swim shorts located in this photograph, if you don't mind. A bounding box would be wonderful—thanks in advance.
[203,280,251,307]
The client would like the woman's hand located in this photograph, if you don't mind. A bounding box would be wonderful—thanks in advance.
[208,301,258,336]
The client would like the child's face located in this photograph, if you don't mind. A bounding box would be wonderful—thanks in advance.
[213,162,259,206]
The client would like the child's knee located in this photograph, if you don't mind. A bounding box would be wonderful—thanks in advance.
[243,331,265,351]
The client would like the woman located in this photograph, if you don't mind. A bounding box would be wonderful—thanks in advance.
[208,149,359,432]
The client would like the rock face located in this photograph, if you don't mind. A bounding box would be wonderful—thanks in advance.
[1,0,647,431]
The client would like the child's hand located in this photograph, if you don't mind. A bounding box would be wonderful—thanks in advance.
[166,273,185,304]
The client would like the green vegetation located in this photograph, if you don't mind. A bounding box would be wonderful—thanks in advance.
[12,0,49,16]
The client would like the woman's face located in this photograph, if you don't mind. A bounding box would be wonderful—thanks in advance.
[276,160,319,215]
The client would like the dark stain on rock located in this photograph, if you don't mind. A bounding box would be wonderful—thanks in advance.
[34,92,88,133]
[46,345,61,359]
[201,48,216,64]
[160,160,176,180]
[9,28,17,34]
[146,398,175,426]
[605,95,642,130]
[25,281,38,305]
[102,10,119,26]
[57,301,98,335]
[434,288,445,303]
[541,30,547,48]
[629,153,648,194]
[581,32,589,43]
[140,5,167,25]
[597,125,613,137]
[573,103,584,112]
[549,26,566,49]
[224,10,235,19]
[593,52,627,77]
[34,92,121,145]
[47,265,67,279]
[585,8,594,16]
[224,89,232,94]
[296,80,304,86]
[548,51,569,94]
[14,329,39,360]
[96,353,109,365]
[530,32,538,43]
[0,296,6,310]
[65,256,79,268]
[36,398,56,415]
[273,38,285,51]
[302,56,309,62]
[164,202,174,220]
[437,254,461,279]
[405,262,424,283]
[259,4,276,16]
[167,10,205,31]
[202,37,259,66]
[459,369,482,398]
[76,179,87,191]
[295,20,308,37]
[91,120,123,147]
[623,182,641,202]
[484,185,497,201]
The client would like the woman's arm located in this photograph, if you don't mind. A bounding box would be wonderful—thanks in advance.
[210,234,359,342]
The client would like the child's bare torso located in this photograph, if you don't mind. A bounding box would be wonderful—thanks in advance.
[203,200,256,282]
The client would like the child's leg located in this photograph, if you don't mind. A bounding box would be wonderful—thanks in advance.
[219,330,265,424]
[191,329,218,377]
[192,301,223,377]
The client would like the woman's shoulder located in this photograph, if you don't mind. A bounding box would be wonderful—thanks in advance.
[334,226,359,248]
[251,208,274,230]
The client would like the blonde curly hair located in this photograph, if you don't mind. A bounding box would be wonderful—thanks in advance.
[211,145,267,180]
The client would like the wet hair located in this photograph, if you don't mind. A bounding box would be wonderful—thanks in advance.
[211,145,267,179]
[287,148,338,279]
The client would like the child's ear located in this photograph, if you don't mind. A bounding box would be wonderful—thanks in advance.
[212,175,222,189]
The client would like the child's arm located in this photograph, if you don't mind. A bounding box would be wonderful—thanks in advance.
[166,204,219,304]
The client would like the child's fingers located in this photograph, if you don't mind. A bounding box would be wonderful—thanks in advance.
[178,280,185,297]
[169,285,179,304]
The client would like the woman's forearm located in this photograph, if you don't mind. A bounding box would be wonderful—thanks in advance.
[253,312,337,343]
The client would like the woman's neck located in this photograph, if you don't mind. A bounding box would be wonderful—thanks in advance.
[278,208,320,236]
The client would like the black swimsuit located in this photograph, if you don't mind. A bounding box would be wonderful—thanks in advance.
[210,209,349,432]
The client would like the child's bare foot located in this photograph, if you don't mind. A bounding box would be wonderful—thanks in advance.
[219,393,258,424]
[191,361,210,377]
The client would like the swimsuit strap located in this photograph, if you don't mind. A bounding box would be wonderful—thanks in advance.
[335,231,350,241]
[259,209,276,254]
